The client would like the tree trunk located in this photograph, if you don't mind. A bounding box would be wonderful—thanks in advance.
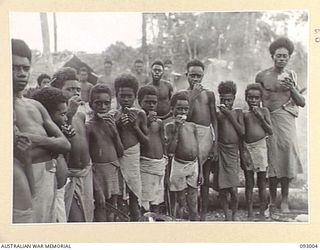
[53,12,58,53]
[40,13,53,73]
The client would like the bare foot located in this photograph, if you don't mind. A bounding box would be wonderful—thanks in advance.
[247,211,254,220]
[232,213,239,221]
[200,213,207,221]
[225,212,232,221]
[280,202,290,213]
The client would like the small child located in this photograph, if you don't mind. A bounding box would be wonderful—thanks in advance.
[114,74,149,221]
[214,81,245,221]
[165,91,201,221]
[86,84,124,222]
[137,85,167,213]
[243,83,272,219]
[32,87,73,223]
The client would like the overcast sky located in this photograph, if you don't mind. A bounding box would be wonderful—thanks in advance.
[10,12,143,53]
[10,11,308,54]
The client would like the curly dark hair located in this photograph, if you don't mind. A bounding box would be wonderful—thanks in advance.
[151,60,164,69]
[31,87,67,114]
[170,90,189,107]
[89,84,112,103]
[245,83,263,98]
[218,81,237,96]
[137,85,158,104]
[186,59,204,71]
[12,39,32,62]
[114,73,139,97]
[37,73,51,85]
[51,67,78,89]
[269,37,294,56]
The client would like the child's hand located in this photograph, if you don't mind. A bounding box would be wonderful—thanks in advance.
[252,107,263,120]
[175,115,186,128]
[15,134,32,163]
[128,110,138,124]
[118,114,130,127]
[60,123,76,139]
[190,83,203,100]
[147,111,157,123]
[67,96,83,117]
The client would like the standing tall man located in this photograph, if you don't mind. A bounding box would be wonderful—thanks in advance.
[255,37,305,212]
[148,60,173,120]
[132,59,149,87]
[12,39,71,223]
[185,59,218,221]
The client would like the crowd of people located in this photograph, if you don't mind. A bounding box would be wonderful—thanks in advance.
[12,36,305,223]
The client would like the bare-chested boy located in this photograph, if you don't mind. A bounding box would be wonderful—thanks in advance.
[13,111,34,223]
[137,85,167,213]
[86,84,124,222]
[114,74,149,221]
[51,67,94,222]
[165,91,201,221]
[12,39,70,223]
[214,81,245,221]
[243,83,273,220]
[185,59,218,221]
[32,87,75,222]
[148,60,173,120]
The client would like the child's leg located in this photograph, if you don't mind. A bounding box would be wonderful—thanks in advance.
[200,160,211,221]
[219,189,230,221]
[187,186,198,221]
[176,190,187,219]
[280,177,290,212]
[257,172,267,218]
[268,177,278,208]
[68,196,86,222]
[230,187,239,221]
[106,195,118,222]
[129,190,141,221]
[244,170,254,219]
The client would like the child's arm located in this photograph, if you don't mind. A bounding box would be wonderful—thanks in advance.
[208,91,218,161]
[220,107,245,137]
[194,124,203,186]
[159,120,167,156]
[130,110,149,145]
[253,107,273,135]
[166,122,179,155]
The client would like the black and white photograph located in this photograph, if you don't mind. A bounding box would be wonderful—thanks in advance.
[11,11,308,224]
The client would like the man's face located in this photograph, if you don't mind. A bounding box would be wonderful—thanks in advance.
[164,63,172,75]
[40,78,51,88]
[220,93,235,110]
[51,102,68,126]
[151,64,164,81]
[173,100,189,116]
[273,47,290,68]
[12,55,31,93]
[78,71,88,82]
[187,66,204,87]
[104,63,112,75]
[61,80,81,99]
[90,93,111,115]
[134,62,143,74]
[246,89,261,108]
[117,87,136,108]
[140,95,158,113]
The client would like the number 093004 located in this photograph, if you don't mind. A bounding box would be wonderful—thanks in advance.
[300,244,318,248]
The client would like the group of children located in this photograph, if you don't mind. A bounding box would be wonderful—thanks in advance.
[13,38,275,223]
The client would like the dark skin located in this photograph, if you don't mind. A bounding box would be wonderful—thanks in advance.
[165,100,201,221]
[186,65,218,220]
[255,47,305,213]
[243,89,272,219]
[87,92,124,222]
[149,64,173,117]
[115,87,149,221]
[217,93,244,221]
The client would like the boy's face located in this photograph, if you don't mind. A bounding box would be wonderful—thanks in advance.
[140,95,158,113]
[273,47,290,68]
[173,100,189,116]
[40,78,51,88]
[62,80,81,99]
[246,89,261,108]
[187,66,204,88]
[90,93,111,115]
[51,102,68,126]
[117,87,135,108]
[78,71,88,82]
[151,65,164,81]
[12,55,31,93]
[134,62,143,74]
[220,93,235,110]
